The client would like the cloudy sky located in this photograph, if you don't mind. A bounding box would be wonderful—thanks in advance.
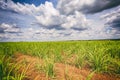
[0,0,120,41]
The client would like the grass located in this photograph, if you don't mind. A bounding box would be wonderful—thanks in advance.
[0,55,26,80]
[0,40,120,79]
[43,57,55,78]
[88,48,110,72]
[75,53,86,68]
[86,71,95,80]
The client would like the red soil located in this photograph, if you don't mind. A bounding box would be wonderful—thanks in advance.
[12,53,120,80]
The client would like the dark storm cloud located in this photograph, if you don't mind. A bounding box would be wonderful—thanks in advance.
[101,5,120,36]
[57,0,120,15]
[109,17,120,31]
[84,0,120,36]
[84,0,120,13]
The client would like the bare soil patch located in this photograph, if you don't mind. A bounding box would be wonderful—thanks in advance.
[12,53,120,80]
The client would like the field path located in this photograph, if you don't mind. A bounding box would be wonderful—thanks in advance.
[12,53,120,80]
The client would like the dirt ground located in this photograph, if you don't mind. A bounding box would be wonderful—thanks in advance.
[12,53,120,80]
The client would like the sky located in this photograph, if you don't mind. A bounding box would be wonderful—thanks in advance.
[0,0,120,41]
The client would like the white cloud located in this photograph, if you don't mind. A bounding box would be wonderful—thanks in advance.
[34,2,91,30]
[0,23,11,29]
[0,0,119,41]
[61,11,89,29]
[7,1,36,14]
[4,27,20,33]
[1,0,91,30]
[35,2,62,27]
[0,23,21,33]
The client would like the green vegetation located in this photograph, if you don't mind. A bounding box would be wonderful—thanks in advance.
[0,40,120,79]
[0,55,26,80]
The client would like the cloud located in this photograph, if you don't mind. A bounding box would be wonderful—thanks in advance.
[34,2,91,30]
[0,23,22,41]
[101,6,120,35]
[57,0,120,14]
[0,23,21,33]
[84,0,120,13]
[61,11,90,30]
[101,6,120,23]
[0,0,7,9]
[34,2,62,27]
[57,0,95,15]
[0,0,120,41]
[0,0,90,31]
